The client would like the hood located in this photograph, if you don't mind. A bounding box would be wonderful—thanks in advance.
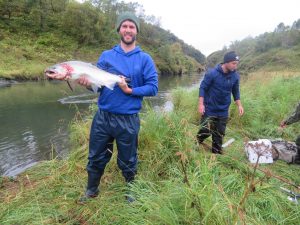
[113,44,141,56]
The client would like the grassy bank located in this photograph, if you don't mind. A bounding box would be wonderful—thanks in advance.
[238,44,300,73]
[0,31,107,80]
[0,72,300,224]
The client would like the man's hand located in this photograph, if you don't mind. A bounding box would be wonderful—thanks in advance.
[198,97,205,115]
[76,76,91,87]
[238,105,244,116]
[199,103,205,115]
[278,120,287,132]
[235,100,244,116]
[118,76,132,94]
[280,120,287,128]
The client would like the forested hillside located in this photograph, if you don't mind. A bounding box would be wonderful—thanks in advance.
[0,0,206,79]
[207,20,300,73]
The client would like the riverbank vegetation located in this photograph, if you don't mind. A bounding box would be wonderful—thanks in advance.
[1,71,299,224]
[0,0,205,80]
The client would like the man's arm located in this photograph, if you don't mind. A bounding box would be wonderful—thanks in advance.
[281,102,300,126]
[232,75,240,102]
[198,71,213,115]
[129,55,158,97]
[232,75,243,116]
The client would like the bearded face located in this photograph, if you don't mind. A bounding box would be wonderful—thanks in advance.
[119,20,137,46]
[224,61,239,72]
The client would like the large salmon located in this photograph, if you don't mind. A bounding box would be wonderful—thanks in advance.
[45,61,122,92]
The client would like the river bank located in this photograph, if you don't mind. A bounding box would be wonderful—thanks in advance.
[1,71,300,224]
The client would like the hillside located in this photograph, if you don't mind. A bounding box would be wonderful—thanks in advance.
[207,19,300,73]
[0,0,205,80]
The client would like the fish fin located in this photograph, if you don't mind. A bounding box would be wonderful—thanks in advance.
[90,76,121,91]
[105,83,115,90]
[102,77,122,90]
[66,80,74,91]
[93,81,114,90]
[91,84,100,93]
[66,80,75,91]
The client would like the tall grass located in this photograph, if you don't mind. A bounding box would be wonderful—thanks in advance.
[0,72,300,224]
[230,71,300,139]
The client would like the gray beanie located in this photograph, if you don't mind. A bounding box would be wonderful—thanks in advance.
[116,12,140,33]
[223,51,239,63]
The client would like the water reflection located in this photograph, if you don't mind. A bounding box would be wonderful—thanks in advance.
[0,81,89,176]
[58,93,97,104]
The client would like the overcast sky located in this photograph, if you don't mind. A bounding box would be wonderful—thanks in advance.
[124,0,300,56]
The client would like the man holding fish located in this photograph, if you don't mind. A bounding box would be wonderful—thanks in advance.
[46,12,158,203]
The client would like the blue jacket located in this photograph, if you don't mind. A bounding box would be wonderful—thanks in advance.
[199,64,240,117]
[97,45,158,114]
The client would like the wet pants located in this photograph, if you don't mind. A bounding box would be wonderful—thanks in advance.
[296,135,300,148]
[197,116,228,154]
[86,109,140,196]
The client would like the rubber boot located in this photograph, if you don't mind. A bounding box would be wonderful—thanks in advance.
[294,149,300,164]
[294,136,300,164]
[123,171,135,183]
[86,170,104,196]
[78,170,104,205]
[123,171,135,203]
[212,142,223,154]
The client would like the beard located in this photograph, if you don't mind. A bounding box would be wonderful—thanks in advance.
[224,64,236,72]
[121,34,136,45]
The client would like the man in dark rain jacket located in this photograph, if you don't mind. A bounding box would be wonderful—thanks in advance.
[197,51,244,154]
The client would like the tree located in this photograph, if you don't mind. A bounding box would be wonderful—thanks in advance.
[292,19,300,30]
[0,0,25,19]
[274,22,288,33]
[62,1,105,45]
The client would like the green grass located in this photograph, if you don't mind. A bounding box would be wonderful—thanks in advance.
[238,44,300,73]
[0,31,106,80]
[0,72,300,224]
[230,71,300,140]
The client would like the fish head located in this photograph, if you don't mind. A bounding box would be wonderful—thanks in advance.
[44,63,74,80]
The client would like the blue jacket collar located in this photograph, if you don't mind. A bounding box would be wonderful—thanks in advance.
[216,64,236,75]
[113,44,141,56]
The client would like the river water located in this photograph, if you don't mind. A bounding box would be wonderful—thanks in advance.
[0,73,202,176]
